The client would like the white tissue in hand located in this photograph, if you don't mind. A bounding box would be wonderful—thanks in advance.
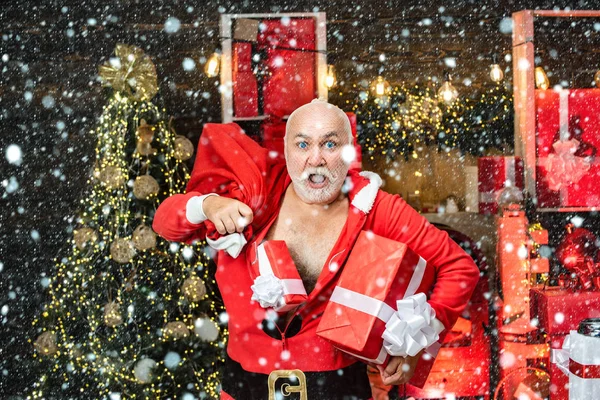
[251,274,284,308]
[382,293,439,357]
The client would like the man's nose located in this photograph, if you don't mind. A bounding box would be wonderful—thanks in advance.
[307,146,325,166]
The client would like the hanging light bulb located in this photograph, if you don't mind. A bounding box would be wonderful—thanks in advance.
[204,52,221,78]
[594,70,600,88]
[438,72,458,103]
[372,76,390,97]
[490,55,504,82]
[325,64,337,88]
[535,66,549,90]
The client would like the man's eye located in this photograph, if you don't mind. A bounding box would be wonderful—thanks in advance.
[297,142,308,149]
[324,141,337,149]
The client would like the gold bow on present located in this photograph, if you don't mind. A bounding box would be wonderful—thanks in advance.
[98,44,158,101]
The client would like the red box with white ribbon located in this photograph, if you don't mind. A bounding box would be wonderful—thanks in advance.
[249,240,307,313]
[316,231,441,388]
[535,89,600,209]
[477,156,524,215]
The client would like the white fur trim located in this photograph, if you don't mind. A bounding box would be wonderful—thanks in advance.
[351,171,382,214]
[186,193,219,224]
[206,233,247,258]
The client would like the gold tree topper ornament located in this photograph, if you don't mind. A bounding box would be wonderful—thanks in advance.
[98,44,158,102]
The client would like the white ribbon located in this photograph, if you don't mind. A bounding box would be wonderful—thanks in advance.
[328,254,442,364]
[382,293,440,357]
[251,274,285,308]
[206,233,247,258]
[551,334,571,376]
[250,242,307,311]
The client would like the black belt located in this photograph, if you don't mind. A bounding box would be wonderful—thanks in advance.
[221,353,372,400]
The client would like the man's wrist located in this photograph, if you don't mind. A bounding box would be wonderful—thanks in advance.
[186,193,219,224]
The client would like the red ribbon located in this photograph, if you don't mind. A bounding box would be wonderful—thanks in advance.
[569,359,600,379]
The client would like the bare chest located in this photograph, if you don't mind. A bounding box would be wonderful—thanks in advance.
[265,202,348,293]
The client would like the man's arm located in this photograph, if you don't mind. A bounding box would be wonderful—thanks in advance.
[373,191,480,334]
[369,191,480,386]
[153,193,253,243]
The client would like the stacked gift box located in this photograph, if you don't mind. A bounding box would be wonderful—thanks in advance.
[494,206,551,398]
[529,287,600,399]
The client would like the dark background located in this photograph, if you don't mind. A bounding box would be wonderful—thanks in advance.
[3,0,600,397]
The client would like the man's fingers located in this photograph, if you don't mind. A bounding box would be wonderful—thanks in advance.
[223,217,237,234]
[214,220,227,235]
[382,371,404,386]
[238,203,254,223]
[235,216,248,233]
[384,357,402,376]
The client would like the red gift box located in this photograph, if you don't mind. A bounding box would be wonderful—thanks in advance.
[536,89,600,209]
[258,19,316,116]
[248,240,307,312]
[232,42,258,117]
[478,156,524,215]
[529,286,600,335]
[316,231,440,388]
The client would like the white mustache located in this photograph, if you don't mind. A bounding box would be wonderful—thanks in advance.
[299,167,336,182]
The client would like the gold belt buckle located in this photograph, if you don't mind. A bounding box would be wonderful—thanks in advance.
[268,369,307,400]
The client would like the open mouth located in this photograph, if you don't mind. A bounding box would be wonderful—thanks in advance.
[307,174,328,188]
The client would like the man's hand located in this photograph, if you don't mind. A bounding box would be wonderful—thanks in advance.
[202,196,253,235]
[376,351,423,386]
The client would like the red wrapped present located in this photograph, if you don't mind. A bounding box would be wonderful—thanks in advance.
[258,18,316,116]
[232,42,258,117]
[316,231,442,388]
[536,89,600,209]
[248,240,307,312]
[529,286,600,336]
[478,156,524,214]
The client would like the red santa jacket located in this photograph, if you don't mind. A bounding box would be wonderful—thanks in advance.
[153,123,480,374]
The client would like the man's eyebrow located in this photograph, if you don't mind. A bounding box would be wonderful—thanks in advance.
[293,131,340,140]
[322,131,340,139]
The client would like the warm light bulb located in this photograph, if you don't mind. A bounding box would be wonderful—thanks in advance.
[490,64,504,82]
[325,64,336,88]
[372,76,389,97]
[438,81,458,103]
[535,67,549,90]
[204,53,220,78]
[594,70,600,88]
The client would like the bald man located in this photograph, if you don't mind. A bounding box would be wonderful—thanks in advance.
[153,100,479,399]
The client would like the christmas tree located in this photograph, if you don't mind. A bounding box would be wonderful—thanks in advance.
[28,44,225,399]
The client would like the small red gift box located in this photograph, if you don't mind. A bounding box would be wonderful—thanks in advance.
[478,156,524,214]
[316,231,440,388]
[248,240,307,312]
[529,286,600,335]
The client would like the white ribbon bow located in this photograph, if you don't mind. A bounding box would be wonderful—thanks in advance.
[250,274,284,308]
[382,293,439,357]
[551,334,572,376]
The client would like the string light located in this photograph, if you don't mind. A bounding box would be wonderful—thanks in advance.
[353,82,512,158]
[490,55,504,83]
[28,96,225,399]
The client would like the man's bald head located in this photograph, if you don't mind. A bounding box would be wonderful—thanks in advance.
[283,100,354,205]
[285,99,353,145]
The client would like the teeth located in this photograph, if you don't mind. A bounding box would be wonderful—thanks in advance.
[310,174,326,184]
